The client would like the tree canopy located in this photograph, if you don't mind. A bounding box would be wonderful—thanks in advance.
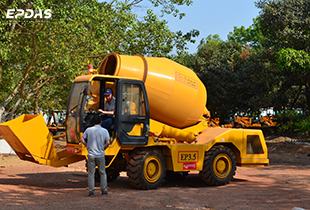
[256,0,310,113]
[185,0,310,122]
[188,35,276,122]
[1,0,310,127]
[0,0,197,121]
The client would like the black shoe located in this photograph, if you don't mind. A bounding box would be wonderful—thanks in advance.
[101,191,108,196]
[88,192,94,197]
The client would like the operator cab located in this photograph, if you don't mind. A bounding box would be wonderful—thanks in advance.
[66,75,150,146]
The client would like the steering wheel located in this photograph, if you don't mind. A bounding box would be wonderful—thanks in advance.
[88,108,99,114]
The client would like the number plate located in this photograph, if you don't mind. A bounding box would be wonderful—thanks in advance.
[178,151,199,163]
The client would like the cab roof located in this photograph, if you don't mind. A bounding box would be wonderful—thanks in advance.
[74,74,140,82]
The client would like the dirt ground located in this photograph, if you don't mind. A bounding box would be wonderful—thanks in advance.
[0,136,309,210]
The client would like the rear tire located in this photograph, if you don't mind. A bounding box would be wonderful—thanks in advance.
[126,148,166,190]
[199,145,236,186]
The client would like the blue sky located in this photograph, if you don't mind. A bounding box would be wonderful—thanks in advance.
[135,0,260,53]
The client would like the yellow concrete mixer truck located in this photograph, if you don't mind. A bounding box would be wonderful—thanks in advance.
[0,53,269,189]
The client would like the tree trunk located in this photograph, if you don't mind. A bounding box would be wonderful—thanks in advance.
[0,106,5,123]
[34,96,39,114]
[306,73,310,116]
[9,97,23,114]
[291,84,303,108]
[1,81,22,109]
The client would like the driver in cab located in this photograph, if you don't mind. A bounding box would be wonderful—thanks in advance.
[98,88,115,129]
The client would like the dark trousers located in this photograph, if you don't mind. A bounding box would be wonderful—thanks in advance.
[101,116,114,129]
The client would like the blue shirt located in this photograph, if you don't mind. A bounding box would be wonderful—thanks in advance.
[82,125,110,158]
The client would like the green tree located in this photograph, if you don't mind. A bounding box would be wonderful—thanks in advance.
[256,0,310,113]
[0,0,196,122]
[189,36,242,120]
[227,17,266,51]
[189,34,276,121]
[228,20,301,114]
[123,0,193,19]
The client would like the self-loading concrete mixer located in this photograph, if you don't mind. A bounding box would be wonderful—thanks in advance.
[0,53,268,189]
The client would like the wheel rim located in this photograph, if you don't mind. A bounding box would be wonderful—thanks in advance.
[143,156,162,183]
[213,153,232,179]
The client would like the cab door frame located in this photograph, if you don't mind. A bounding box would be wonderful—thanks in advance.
[115,79,150,145]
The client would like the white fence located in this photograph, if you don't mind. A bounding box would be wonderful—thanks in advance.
[0,139,16,155]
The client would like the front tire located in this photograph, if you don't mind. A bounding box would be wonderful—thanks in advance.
[126,148,166,190]
[199,145,236,186]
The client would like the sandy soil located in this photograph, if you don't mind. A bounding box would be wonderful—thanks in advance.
[0,137,309,210]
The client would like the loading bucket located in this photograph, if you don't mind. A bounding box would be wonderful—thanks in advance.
[0,114,58,163]
[0,114,85,166]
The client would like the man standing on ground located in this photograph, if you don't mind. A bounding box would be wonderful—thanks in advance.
[81,115,110,197]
